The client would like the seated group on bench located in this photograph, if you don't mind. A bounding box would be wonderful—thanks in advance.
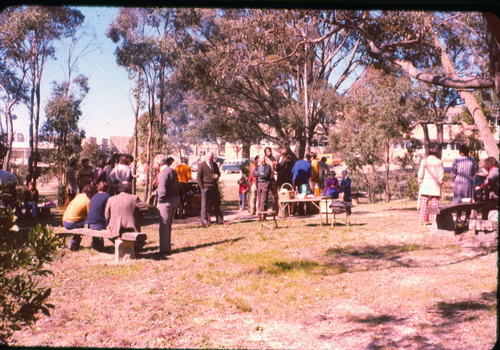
[62,181,148,251]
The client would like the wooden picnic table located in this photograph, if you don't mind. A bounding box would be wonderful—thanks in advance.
[278,196,331,228]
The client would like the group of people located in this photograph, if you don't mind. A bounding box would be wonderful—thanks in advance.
[63,154,196,255]
[62,155,148,251]
[243,148,352,217]
[417,144,498,225]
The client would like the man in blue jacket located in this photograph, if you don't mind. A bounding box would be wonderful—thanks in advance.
[291,153,312,215]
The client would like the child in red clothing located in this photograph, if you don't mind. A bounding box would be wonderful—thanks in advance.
[237,176,249,211]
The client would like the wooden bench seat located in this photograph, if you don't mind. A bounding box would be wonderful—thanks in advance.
[427,201,498,235]
[54,227,147,262]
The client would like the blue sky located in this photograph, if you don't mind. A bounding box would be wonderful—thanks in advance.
[13,6,136,142]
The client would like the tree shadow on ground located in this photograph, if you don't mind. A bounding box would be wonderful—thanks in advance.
[338,313,447,349]
[385,207,419,212]
[428,291,497,342]
[140,237,245,260]
[324,243,497,272]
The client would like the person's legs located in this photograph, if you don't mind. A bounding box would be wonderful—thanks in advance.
[63,220,85,251]
[257,182,269,212]
[89,223,106,251]
[31,202,38,218]
[269,180,279,213]
[418,195,429,224]
[158,198,180,253]
[210,187,224,224]
[177,182,188,218]
[249,182,257,215]
[429,196,440,223]
[200,188,209,225]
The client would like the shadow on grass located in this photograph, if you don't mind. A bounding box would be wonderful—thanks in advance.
[427,291,497,341]
[352,314,407,325]
[324,244,497,271]
[385,207,419,212]
[140,236,245,260]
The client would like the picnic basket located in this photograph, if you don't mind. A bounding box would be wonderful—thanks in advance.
[279,183,295,200]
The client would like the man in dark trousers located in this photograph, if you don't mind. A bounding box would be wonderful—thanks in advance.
[157,161,180,254]
[197,151,224,227]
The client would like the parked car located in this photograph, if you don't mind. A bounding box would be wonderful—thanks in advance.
[220,158,248,174]
[317,153,342,166]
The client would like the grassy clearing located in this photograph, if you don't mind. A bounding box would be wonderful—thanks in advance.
[10,197,497,349]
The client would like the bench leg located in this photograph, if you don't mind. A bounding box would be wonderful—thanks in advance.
[435,212,456,234]
[115,239,137,262]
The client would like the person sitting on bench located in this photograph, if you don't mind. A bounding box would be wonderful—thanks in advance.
[23,181,39,218]
[87,182,111,251]
[62,184,97,251]
[105,182,149,248]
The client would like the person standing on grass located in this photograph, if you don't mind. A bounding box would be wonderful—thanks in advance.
[175,157,192,218]
[62,184,97,251]
[104,157,116,196]
[237,176,249,211]
[110,155,138,194]
[264,147,279,214]
[78,158,94,193]
[417,148,444,225]
[93,158,107,186]
[450,145,477,223]
[87,182,111,251]
[318,157,329,191]
[157,160,180,254]
[197,151,224,227]
[248,155,259,215]
[276,149,294,189]
[253,153,272,218]
[291,153,312,215]
[66,159,78,205]
[309,152,320,193]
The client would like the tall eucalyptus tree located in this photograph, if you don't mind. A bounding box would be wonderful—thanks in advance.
[0,6,84,183]
[183,9,369,159]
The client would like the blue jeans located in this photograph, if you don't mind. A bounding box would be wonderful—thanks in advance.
[238,193,246,209]
[24,202,39,218]
[63,220,86,250]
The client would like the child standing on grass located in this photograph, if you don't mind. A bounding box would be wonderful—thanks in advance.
[237,176,249,211]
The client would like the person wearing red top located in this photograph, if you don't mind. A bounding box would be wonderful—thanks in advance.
[237,176,249,211]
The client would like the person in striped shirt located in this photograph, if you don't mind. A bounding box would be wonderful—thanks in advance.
[450,145,477,222]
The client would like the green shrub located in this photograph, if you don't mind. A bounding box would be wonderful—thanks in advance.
[0,185,60,345]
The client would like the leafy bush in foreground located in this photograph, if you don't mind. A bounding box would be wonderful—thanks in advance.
[0,186,59,345]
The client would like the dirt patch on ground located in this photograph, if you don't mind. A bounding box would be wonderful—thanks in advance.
[9,201,497,349]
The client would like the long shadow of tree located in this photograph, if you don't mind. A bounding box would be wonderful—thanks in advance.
[140,237,245,260]
[323,244,497,273]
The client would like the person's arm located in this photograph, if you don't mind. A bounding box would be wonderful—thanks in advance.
[417,160,425,184]
[213,162,221,178]
[197,163,204,188]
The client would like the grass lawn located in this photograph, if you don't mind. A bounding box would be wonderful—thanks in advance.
[10,190,497,349]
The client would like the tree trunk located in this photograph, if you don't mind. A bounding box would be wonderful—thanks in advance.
[384,144,391,203]
[483,13,500,98]
[433,32,498,158]
[3,110,14,172]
